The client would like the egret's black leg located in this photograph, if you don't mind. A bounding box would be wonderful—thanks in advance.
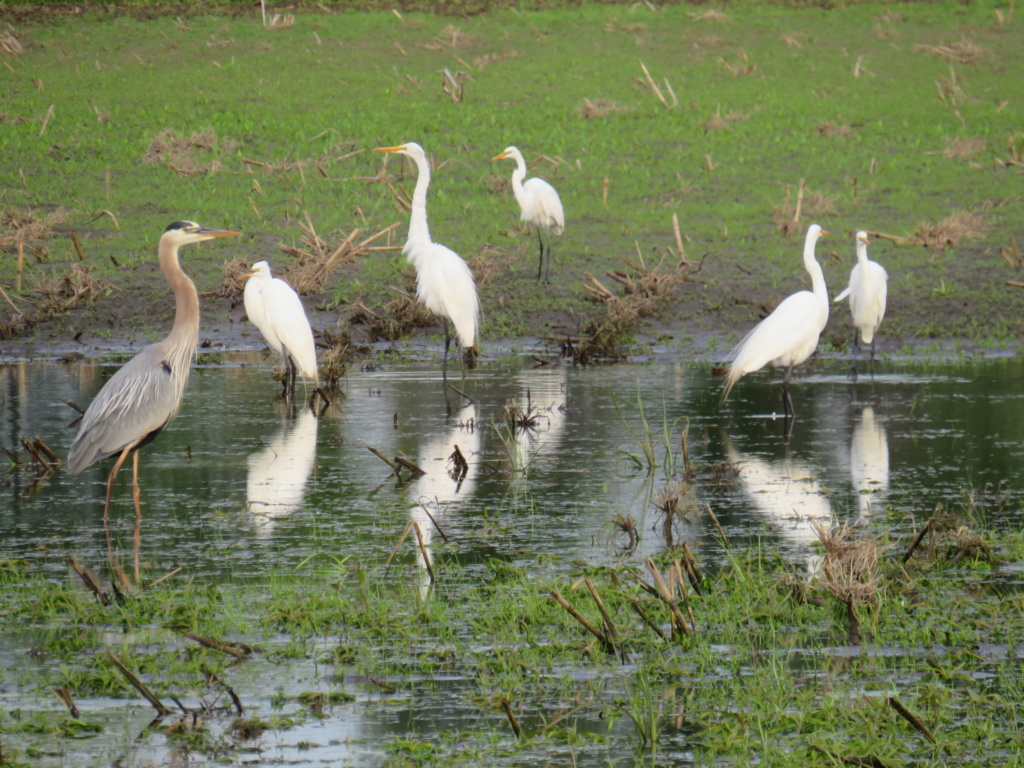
[536,228,545,282]
[782,364,796,419]
[849,333,860,381]
[442,321,451,383]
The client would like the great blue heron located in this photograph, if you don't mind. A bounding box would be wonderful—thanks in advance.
[492,146,565,282]
[834,231,888,377]
[374,142,479,382]
[66,220,239,518]
[242,260,319,397]
[721,224,829,419]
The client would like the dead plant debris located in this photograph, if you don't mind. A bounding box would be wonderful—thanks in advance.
[915,211,988,251]
[33,264,113,311]
[931,136,987,160]
[1,26,23,57]
[577,98,631,120]
[914,39,985,65]
[143,128,230,176]
[202,257,251,300]
[349,290,435,343]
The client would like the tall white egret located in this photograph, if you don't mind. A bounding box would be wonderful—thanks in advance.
[721,224,829,418]
[375,142,480,381]
[492,146,564,282]
[67,221,240,519]
[243,260,319,397]
[834,231,887,375]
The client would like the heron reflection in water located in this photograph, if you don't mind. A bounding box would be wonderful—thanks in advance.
[247,406,319,534]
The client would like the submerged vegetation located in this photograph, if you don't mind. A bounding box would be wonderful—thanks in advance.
[1,501,1022,766]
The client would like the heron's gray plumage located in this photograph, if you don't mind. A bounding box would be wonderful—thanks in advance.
[65,221,238,516]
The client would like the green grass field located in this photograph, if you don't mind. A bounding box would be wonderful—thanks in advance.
[1,1,1022,354]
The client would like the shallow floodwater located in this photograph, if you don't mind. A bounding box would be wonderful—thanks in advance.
[1,354,1023,766]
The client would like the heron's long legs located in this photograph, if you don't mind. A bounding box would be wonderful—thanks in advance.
[131,450,141,582]
[104,445,133,520]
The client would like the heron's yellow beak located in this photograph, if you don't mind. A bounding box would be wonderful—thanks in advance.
[374,146,403,153]
[491,151,509,162]
[199,227,240,238]
[820,229,830,237]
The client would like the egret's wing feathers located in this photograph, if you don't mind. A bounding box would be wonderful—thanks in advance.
[410,242,480,349]
[261,279,318,381]
[523,177,565,234]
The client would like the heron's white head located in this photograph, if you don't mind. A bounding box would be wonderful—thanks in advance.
[856,231,869,246]
[374,142,426,162]
[162,220,240,246]
[491,146,522,163]
[242,260,272,280]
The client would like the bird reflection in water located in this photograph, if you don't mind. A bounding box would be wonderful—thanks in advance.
[247,406,319,534]
[507,361,568,481]
[407,404,480,591]
[849,405,889,522]
[725,438,834,573]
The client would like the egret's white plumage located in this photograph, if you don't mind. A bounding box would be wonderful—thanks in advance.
[375,142,480,373]
[243,260,318,393]
[493,146,564,282]
[834,230,887,349]
[722,224,829,416]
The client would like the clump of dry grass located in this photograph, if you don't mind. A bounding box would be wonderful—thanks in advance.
[704,105,749,131]
[472,50,518,69]
[611,512,639,552]
[915,211,988,251]
[33,264,112,311]
[773,181,838,237]
[816,120,854,139]
[467,245,515,288]
[278,212,400,295]
[203,257,251,300]
[914,38,985,65]
[0,206,66,252]
[932,136,987,160]
[813,521,882,644]
[318,325,364,391]
[577,98,631,120]
[572,297,642,364]
[143,128,228,176]
[1,26,23,57]
[349,290,436,343]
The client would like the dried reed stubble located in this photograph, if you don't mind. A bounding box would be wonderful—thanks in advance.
[577,98,631,119]
[204,256,251,300]
[354,292,436,343]
[33,264,112,311]
[915,211,989,251]
[914,39,985,65]
[1,27,23,57]
[0,206,66,252]
[143,128,227,175]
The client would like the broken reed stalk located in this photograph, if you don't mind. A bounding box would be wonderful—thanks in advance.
[672,560,697,634]
[384,520,414,573]
[681,542,703,595]
[583,577,629,662]
[550,587,617,654]
[203,668,244,715]
[106,651,171,717]
[645,558,692,638]
[629,598,666,639]
[638,60,669,108]
[366,445,397,471]
[706,503,730,548]
[16,239,24,291]
[672,213,687,265]
[500,698,523,740]
[902,517,934,563]
[53,686,79,718]
[793,177,805,224]
[180,631,252,660]
[68,554,110,606]
[411,520,435,584]
[394,455,425,476]
[887,697,937,744]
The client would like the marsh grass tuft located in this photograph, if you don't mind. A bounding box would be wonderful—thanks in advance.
[33,264,112,311]
[205,256,251,300]
[916,211,989,252]
[351,290,435,342]
[143,128,227,176]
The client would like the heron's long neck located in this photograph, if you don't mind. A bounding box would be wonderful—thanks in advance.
[159,237,200,382]
[803,235,828,309]
[407,153,432,250]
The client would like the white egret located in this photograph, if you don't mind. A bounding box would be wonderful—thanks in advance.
[375,142,480,381]
[67,220,240,519]
[492,146,565,282]
[721,224,829,418]
[243,260,319,397]
[834,231,887,375]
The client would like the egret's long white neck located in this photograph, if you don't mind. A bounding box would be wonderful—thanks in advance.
[856,239,869,266]
[803,231,828,309]
[158,235,200,383]
[407,151,432,252]
[509,151,528,208]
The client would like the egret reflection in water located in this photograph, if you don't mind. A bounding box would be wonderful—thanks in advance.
[247,406,319,533]
[408,403,481,583]
[725,437,834,572]
[849,405,889,521]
